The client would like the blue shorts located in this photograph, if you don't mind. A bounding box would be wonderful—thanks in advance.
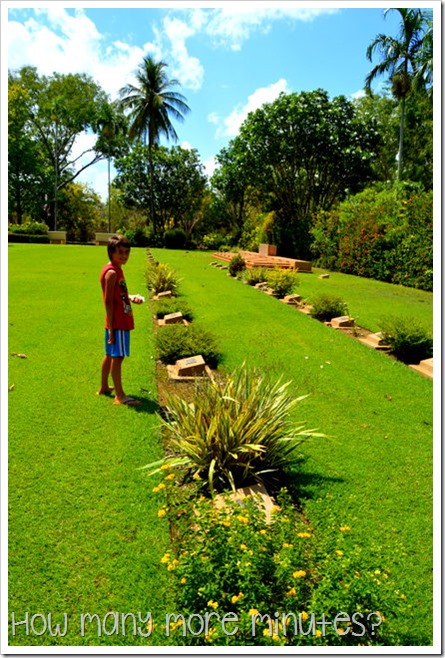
[105,329,130,358]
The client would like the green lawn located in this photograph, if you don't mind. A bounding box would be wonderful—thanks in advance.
[8,244,434,647]
[152,248,434,645]
[8,244,171,646]
[295,266,433,334]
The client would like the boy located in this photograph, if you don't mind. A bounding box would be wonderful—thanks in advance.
[97,234,144,405]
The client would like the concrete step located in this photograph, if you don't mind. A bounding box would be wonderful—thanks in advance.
[409,358,433,379]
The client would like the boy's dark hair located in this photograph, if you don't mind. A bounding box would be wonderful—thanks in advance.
[107,234,131,259]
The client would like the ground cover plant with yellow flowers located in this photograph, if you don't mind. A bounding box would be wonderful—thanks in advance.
[152,478,408,646]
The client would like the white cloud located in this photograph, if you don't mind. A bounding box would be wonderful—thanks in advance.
[203,156,217,178]
[200,6,338,51]
[220,79,289,137]
[7,8,160,98]
[162,16,204,92]
[350,88,366,100]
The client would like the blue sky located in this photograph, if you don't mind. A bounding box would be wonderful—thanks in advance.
[4,2,437,200]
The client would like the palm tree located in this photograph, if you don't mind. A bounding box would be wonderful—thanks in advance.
[365,8,430,181]
[119,56,190,230]
[95,101,128,231]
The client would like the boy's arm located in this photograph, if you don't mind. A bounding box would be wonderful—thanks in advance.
[104,270,116,343]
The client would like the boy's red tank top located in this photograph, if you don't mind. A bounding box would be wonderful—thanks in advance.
[100,263,134,330]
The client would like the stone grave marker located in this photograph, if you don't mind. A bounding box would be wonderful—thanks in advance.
[281,294,302,305]
[153,290,173,300]
[164,312,184,325]
[358,332,390,350]
[331,316,355,328]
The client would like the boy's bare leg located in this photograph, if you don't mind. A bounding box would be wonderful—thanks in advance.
[97,355,114,395]
[112,357,142,406]
[111,356,126,402]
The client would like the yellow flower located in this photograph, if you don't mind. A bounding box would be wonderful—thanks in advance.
[259,529,267,535]
[164,473,175,481]
[180,577,187,584]
[286,587,297,596]
[374,569,381,575]
[400,593,406,599]
[271,505,281,514]
[263,628,270,637]
[221,520,231,527]
[340,526,351,532]
[282,542,293,549]
[337,628,346,635]
[207,600,218,609]
[237,514,249,524]
[157,482,166,489]
[293,570,307,579]
[158,508,167,518]
[205,628,216,641]
[231,592,244,604]
[167,559,179,571]
[315,629,322,638]
[300,611,309,622]
[272,634,280,642]
[160,552,170,564]
[161,463,172,470]
[240,543,248,550]
[297,532,312,538]
[152,485,159,493]
[192,472,201,480]
[249,608,259,616]
[335,550,344,557]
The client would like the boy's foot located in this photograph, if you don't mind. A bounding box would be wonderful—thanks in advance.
[114,397,142,406]
[96,387,114,396]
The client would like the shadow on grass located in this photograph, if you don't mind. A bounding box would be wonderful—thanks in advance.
[269,458,345,508]
[123,397,159,414]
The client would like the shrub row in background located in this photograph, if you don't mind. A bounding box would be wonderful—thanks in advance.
[310,183,433,291]
[8,233,50,244]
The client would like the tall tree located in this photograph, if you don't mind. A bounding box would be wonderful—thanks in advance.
[365,8,432,181]
[118,56,190,232]
[214,90,380,259]
[8,67,118,228]
[114,145,206,241]
[94,101,129,231]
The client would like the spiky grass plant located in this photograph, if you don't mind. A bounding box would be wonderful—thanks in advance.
[145,261,180,295]
[144,364,323,493]
[242,267,269,286]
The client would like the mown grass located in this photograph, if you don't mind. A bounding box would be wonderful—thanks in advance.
[296,267,433,334]
[8,244,172,646]
[152,248,434,645]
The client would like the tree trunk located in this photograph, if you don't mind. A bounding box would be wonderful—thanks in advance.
[397,95,406,181]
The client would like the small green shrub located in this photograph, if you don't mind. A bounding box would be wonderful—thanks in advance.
[266,269,300,298]
[156,323,222,368]
[150,482,408,646]
[154,299,194,322]
[228,254,246,277]
[378,316,433,364]
[242,267,269,286]
[164,228,187,249]
[118,225,152,247]
[145,364,322,492]
[8,221,49,235]
[146,261,180,295]
[202,233,227,251]
[309,294,348,321]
